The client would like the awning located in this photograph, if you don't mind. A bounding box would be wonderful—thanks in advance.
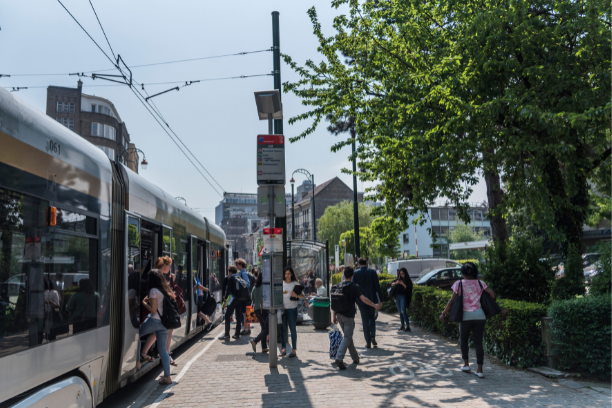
[449,239,491,251]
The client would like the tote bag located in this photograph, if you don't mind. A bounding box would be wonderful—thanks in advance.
[448,280,463,322]
[329,324,343,359]
[478,280,501,319]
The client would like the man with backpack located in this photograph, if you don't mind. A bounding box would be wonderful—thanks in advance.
[332,266,381,370]
[352,258,383,348]
[221,265,250,340]
[235,259,253,335]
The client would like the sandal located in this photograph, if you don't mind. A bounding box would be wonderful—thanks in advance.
[170,359,178,366]
[140,354,154,363]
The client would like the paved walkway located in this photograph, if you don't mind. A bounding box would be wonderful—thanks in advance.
[137,311,610,408]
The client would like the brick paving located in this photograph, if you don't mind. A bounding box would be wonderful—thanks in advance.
[137,312,611,408]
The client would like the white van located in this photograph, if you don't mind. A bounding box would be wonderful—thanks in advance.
[387,259,463,280]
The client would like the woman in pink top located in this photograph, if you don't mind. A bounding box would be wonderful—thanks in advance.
[439,262,496,378]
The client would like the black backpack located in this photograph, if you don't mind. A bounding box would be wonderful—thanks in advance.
[234,276,250,301]
[159,293,182,330]
[331,282,353,312]
[202,294,217,316]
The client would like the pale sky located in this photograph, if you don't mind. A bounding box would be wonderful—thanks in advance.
[0,0,487,222]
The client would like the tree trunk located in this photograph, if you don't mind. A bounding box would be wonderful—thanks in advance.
[483,154,509,244]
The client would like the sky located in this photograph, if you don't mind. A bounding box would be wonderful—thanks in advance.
[0,0,487,223]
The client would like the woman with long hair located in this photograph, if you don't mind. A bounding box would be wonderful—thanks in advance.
[249,272,269,353]
[140,257,180,366]
[391,267,413,331]
[281,266,304,358]
[138,269,175,384]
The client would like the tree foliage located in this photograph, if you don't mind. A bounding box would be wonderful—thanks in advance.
[317,200,373,247]
[339,227,377,263]
[371,216,402,259]
[283,0,611,259]
[444,224,485,260]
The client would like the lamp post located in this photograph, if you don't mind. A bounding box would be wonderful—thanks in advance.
[117,147,148,171]
[291,169,316,241]
[290,177,295,240]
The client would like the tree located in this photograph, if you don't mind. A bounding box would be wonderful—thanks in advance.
[339,227,376,263]
[444,224,485,260]
[371,216,402,259]
[283,0,611,263]
[317,201,373,248]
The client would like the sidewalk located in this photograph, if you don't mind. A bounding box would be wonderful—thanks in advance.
[140,311,611,408]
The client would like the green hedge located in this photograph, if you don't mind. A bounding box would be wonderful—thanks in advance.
[379,278,397,312]
[548,295,611,378]
[409,286,548,367]
[331,273,342,286]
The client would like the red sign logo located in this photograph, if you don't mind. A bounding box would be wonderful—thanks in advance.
[263,228,283,235]
[257,135,284,145]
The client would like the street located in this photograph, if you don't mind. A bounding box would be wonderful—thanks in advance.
[101,312,611,408]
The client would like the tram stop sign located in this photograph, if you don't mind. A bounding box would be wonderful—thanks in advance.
[257,135,285,186]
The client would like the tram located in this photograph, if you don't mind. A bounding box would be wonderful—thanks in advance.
[0,87,227,407]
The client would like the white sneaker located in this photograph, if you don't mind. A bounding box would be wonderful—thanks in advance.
[475,372,484,378]
[461,366,471,372]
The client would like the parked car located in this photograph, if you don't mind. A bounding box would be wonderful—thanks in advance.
[555,253,602,280]
[414,267,463,290]
[387,259,462,281]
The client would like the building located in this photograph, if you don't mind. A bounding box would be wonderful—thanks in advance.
[398,203,492,258]
[288,177,363,241]
[215,192,266,249]
[45,80,140,172]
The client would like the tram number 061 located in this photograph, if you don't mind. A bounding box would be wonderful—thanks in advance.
[46,139,61,155]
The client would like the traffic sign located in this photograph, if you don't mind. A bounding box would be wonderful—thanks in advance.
[257,135,285,185]
[263,228,283,253]
[329,264,335,272]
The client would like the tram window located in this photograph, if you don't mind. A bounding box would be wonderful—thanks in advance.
[56,208,96,235]
[0,188,100,359]
[127,217,140,329]
[209,243,221,292]
[175,240,189,297]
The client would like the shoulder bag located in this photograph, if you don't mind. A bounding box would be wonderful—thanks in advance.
[478,280,501,319]
[448,280,463,322]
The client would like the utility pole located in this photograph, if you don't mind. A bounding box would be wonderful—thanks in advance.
[352,127,360,259]
[269,10,283,370]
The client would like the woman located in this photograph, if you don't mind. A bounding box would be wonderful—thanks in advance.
[249,273,269,353]
[251,268,259,279]
[140,256,178,366]
[43,279,60,341]
[138,270,174,384]
[391,267,413,331]
[281,266,304,358]
[439,262,496,378]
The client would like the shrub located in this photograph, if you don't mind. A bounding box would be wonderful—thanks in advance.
[590,241,611,296]
[454,259,481,268]
[378,272,395,281]
[409,286,548,367]
[331,273,342,286]
[551,244,586,300]
[548,295,611,378]
[482,236,555,303]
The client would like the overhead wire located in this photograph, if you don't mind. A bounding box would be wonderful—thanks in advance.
[3,49,272,77]
[55,0,227,196]
[88,0,116,60]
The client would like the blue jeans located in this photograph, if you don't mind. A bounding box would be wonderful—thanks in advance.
[395,295,409,327]
[139,317,171,376]
[281,308,298,351]
[357,302,376,344]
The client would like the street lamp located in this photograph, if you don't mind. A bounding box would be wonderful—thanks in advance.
[292,169,316,241]
[290,177,295,240]
[118,147,148,171]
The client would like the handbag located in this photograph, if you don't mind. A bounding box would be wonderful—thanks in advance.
[173,285,187,315]
[448,280,463,322]
[245,305,258,323]
[387,284,398,298]
[328,324,343,359]
[478,280,501,319]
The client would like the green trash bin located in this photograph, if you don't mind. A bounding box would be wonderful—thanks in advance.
[312,297,331,330]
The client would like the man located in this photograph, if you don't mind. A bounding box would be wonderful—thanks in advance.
[332,266,381,370]
[235,259,251,335]
[221,266,244,340]
[352,257,383,348]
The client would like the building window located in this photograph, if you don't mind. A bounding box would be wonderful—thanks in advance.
[96,145,116,161]
[431,208,439,220]
[403,233,409,244]
[55,117,74,130]
[91,123,116,141]
[56,102,74,113]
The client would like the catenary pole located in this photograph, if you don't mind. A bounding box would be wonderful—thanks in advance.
[352,134,360,259]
